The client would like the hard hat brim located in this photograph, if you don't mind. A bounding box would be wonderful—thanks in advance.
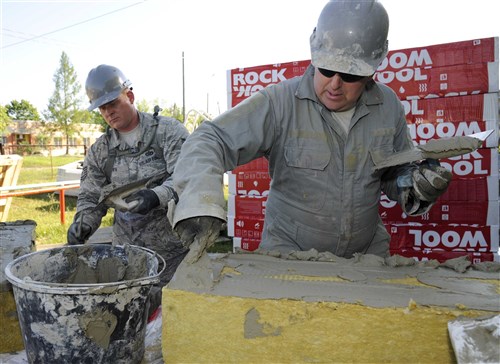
[87,90,122,111]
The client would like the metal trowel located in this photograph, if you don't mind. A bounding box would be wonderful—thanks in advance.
[96,172,167,212]
[373,130,494,171]
[69,173,167,245]
[168,235,216,289]
[448,314,500,364]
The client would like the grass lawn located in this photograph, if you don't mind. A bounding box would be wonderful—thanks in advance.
[16,155,84,184]
[6,155,113,246]
[5,154,233,252]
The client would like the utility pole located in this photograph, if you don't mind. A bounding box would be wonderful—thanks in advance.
[182,51,186,123]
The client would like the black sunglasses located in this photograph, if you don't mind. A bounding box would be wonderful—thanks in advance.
[317,68,365,83]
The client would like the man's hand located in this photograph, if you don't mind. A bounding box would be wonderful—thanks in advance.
[67,220,92,245]
[124,189,160,214]
[397,160,452,216]
[412,161,452,201]
[175,216,225,263]
[175,216,225,250]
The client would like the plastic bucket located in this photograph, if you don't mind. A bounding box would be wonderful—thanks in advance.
[0,220,36,292]
[5,244,165,364]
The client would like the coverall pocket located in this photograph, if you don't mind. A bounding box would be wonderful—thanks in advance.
[282,146,331,211]
[368,145,394,173]
[261,212,302,252]
[295,221,339,254]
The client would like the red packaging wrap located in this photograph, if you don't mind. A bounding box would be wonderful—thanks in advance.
[227,195,267,217]
[374,62,499,100]
[402,93,498,124]
[227,215,265,239]
[380,198,499,226]
[390,249,499,263]
[232,237,262,252]
[378,38,498,71]
[386,223,499,253]
[228,170,271,196]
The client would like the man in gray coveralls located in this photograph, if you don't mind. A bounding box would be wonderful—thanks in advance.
[171,0,452,258]
[67,64,189,314]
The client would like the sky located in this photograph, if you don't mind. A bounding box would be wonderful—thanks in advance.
[1,0,499,119]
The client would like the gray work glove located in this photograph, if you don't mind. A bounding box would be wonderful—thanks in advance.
[397,160,452,216]
[412,161,452,201]
[124,189,160,215]
[175,216,225,250]
[67,218,93,245]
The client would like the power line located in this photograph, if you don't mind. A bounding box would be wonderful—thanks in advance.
[2,28,77,47]
[2,0,147,49]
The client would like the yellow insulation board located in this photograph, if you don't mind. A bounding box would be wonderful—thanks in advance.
[163,289,492,363]
[161,252,499,363]
[0,290,24,353]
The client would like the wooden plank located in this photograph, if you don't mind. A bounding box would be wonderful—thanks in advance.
[0,155,24,222]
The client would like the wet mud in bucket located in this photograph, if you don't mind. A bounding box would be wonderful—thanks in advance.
[4,244,165,364]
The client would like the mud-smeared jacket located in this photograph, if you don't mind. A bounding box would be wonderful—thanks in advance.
[172,65,414,257]
[76,111,189,251]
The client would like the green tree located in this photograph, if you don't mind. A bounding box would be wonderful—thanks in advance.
[136,99,151,113]
[34,130,51,147]
[73,109,107,132]
[183,108,208,133]
[136,98,185,121]
[0,105,11,133]
[93,111,106,131]
[86,110,107,131]
[45,51,82,154]
[6,99,41,120]
[163,103,185,122]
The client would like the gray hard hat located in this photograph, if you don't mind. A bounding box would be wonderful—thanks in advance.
[85,64,132,111]
[310,0,389,76]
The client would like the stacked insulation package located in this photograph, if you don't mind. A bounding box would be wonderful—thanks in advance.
[378,38,499,262]
[226,38,499,262]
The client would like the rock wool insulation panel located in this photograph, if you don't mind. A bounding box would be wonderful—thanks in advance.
[162,252,500,363]
[0,290,24,353]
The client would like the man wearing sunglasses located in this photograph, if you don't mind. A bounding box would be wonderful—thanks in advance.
[171,0,451,258]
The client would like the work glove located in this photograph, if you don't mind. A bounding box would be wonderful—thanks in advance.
[67,219,93,245]
[412,161,452,201]
[397,159,452,216]
[124,189,160,215]
[175,216,225,250]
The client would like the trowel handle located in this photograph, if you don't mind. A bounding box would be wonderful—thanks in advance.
[77,213,83,237]
[75,212,90,244]
[421,158,440,168]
